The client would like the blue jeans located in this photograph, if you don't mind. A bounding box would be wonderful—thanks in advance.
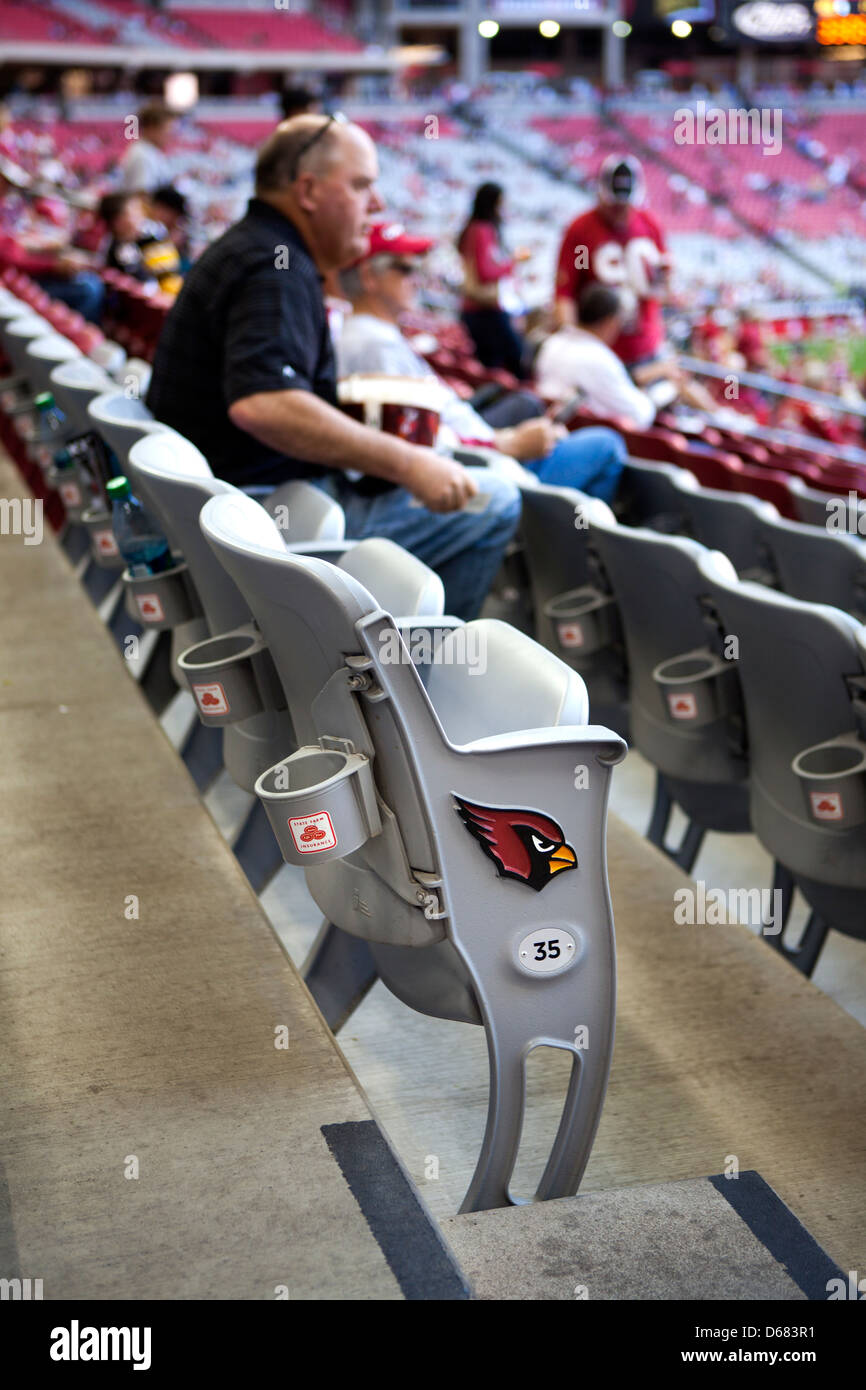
[523,426,625,503]
[314,468,521,622]
[37,272,104,325]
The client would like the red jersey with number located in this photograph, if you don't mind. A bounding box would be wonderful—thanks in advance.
[555,206,667,365]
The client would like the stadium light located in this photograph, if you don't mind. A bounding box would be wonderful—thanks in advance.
[539,19,561,37]
[164,72,198,111]
[612,19,632,36]
[478,20,499,38]
[671,18,693,35]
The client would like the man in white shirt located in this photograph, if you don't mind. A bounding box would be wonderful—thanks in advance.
[535,285,659,429]
[338,223,625,501]
[119,104,176,193]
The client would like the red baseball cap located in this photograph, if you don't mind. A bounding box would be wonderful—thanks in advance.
[354,221,434,264]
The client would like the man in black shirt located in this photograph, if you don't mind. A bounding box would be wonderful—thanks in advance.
[146,115,520,620]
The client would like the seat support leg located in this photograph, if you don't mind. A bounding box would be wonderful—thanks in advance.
[232,798,285,895]
[766,909,830,978]
[303,921,379,1033]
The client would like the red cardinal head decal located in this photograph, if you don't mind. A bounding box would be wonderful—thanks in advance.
[454,796,577,892]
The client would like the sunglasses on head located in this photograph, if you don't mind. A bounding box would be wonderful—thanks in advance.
[387,260,418,276]
[289,110,348,181]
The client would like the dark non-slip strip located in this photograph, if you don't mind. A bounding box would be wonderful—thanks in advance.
[0,1157,22,1283]
[710,1169,847,1301]
[321,1120,471,1301]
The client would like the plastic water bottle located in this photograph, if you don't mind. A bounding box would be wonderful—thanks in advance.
[34,391,66,437]
[106,476,173,577]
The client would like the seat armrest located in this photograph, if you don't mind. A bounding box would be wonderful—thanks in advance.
[284,539,351,562]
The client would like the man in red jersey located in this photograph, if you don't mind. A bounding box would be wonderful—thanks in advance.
[553,156,672,379]
[554,155,717,409]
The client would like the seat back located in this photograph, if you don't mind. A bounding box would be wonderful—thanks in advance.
[87,390,164,470]
[698,549,866,895]
[519,482,628,735]
[673,472,779,581]
[757,512,866,620]
[24,335,82,394]
[619,459,693,529]
[49,359,114,436]
[2,316,52,375]
[585,499,748,789]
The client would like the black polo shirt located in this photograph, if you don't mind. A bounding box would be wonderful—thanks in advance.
[146,199,336,489]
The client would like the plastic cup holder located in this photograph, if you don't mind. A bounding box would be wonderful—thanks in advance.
[792,735,866,827]
[543,586,618,656]
[81,507,124,569]
[178,624,285,726]
[255,744,382,867]
[653,647,738,728]
[122,561,199,631]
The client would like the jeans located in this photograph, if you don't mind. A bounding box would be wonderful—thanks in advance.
[37,272,105,325]
[461,308,524,377]
[313,468,521,622]
[523,426,626,503]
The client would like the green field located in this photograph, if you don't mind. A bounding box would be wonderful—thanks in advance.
[770,335,866,377]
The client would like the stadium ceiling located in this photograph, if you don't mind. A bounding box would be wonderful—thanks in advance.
[0,44,426,72]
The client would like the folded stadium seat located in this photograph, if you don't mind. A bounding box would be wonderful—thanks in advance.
[672,472,780,582]
[1,315,54,379]
[616,458,694,531]
[698,550,866,976]
[48,357,116,563]
[787,474,866,530]
[126,432,347,843]
[757,512,866,620]
[685,451,800,519]
[809,463,866,500]
[519,482,629,737]
[200,489,626,1212]
[86,390,161,470]
[583,498,751,872]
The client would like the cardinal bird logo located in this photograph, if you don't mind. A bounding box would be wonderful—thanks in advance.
[454,796,577,892]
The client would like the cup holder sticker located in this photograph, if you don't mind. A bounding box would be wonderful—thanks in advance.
[94,529,118,557]
[515,927,577,976]
[136,592,165,623]
[60,482,81,507]
[809,791,843,821]
[192,681,229,716]
[288,811,337,854]
[667,692,698,720]
[35,444,53,468]
[557,621,584,649]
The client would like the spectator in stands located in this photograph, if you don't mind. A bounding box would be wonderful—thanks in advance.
[149,185,192,273]
[146,116,520,621]
[553,155,673,388]
[338,224,625,501]
[0,162,103,322]
[119,104,177,193]
[98,191,155,283]
[457,182,530,378]
[535,285,658,430]
[279,86,320,122]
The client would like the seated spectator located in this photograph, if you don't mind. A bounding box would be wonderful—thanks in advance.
[534,285,658,430]
[98,192,156,283]
[338,225,625,502]
[119,104,177,193]
[0,162,103,323]
[147,116,521,621]
[149,185,192,273]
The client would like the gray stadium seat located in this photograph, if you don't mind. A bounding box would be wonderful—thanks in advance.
[672,472,780,582]
[698,549,866,975]
[199,489,626,1212]
[757,511,866,620]
[584,498,750,872]
[519,481,629,737]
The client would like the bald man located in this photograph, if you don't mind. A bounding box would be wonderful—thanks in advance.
[147,115,520,620]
